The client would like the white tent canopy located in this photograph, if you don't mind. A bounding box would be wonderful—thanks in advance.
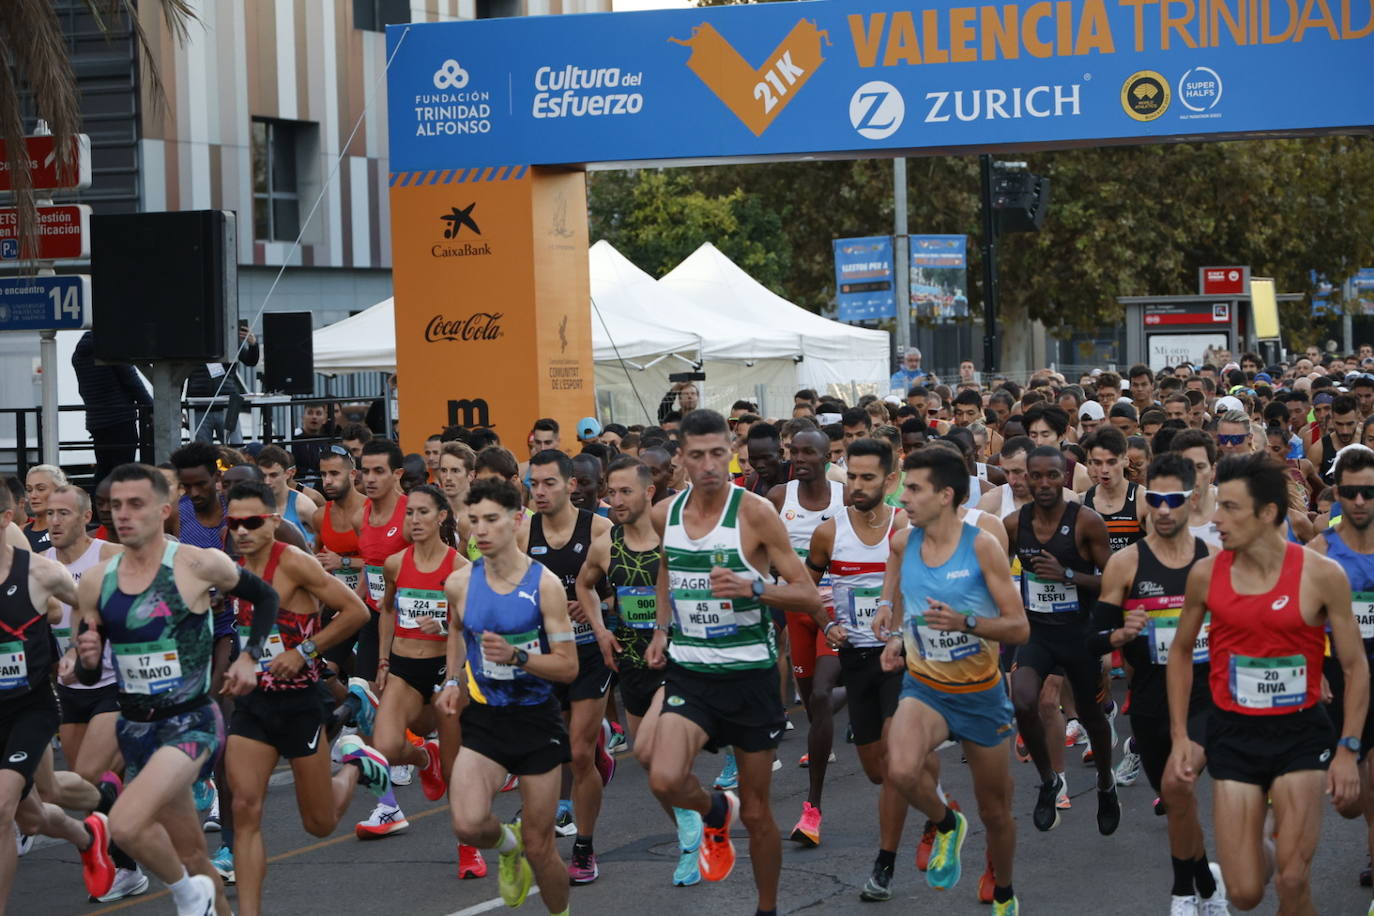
[313,299,396,373]
[660,243,890,393]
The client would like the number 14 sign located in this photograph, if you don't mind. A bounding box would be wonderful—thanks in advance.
[0,275,90,332]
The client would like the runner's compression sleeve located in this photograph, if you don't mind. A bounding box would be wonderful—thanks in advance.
[229,567,280,653]
[1086,601,1124,656]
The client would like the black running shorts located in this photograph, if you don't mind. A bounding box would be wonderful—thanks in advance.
[617,666,664,720]
[1206,704,1335,790]
[460,697,570,776]
[660,663,786,755]
[838,646,901,746]
[387,653,446,705]
[56,683,120,726]
[1015,621,1103,708]
[1128,704,1209,793]
[555,642,617,709]
[0,687,59,799]
[229,683,331,759]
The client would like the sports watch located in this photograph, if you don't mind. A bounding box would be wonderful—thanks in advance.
[1339,736,1362,754]
[751,579,766,599]
[297,639,319,661]
[1063,568,1076,582]
[513,648,530,667]
[964,615,978,633]
[341,556,353,568]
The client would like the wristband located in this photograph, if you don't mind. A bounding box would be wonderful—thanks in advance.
[876,599,894,609]
[655,624,671,636]
[548,631,575,643]
[442,678,462,690]
[376,659,391,669]
[822,620,840,635]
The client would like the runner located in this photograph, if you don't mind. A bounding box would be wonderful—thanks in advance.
[436,478,578,916]
[70,462,288,916]
[1024,405,1093,492]
[1089,452,1227,914]
[1082,428,1147,553]
[804,437,910,900]
[313,446,366,682]
[526,449,616,876]
[1003,446,1119,834]
[876,446,1027,914]
[574,455,703,887]
[437,441,477,549]
[253,446,317,538]
[635,408,826,915]
[22,465,64,551]
[1168,450,1367,913]
[767,428,845,795]
[1311,394,1361,484]
[0,482,117,911]
[1171,430,1222,548]
[221,480,384,916]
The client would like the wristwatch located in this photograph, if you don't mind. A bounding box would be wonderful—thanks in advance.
[442,678,462,691]
[245,641,266,662]
[751,579,766,599]
[964,614,978,633]
[512,648,530,667]
[341,557,353,568]
[1063,568,1076,582]
[1339,736,1362,754]
[298,638,319,660]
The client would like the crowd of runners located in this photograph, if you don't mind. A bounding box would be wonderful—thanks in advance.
[4,347,1374,916]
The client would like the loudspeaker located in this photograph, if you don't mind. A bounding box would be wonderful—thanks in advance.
[262,311,315,395]
[992,172,1051,233]
[91,210,237,362]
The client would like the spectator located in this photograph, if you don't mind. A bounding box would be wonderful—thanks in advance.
[290,402,335,491]
[185,321,259,444]
[889,348,931,393]
[72,330,152,485]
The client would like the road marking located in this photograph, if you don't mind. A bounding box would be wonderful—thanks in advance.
[83,803,449,915]
[443,887,540,916]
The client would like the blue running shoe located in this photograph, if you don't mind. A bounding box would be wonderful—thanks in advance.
[210,846,234,885]
[337,735,391,798]
[347,677,379,736]
[192,778,215,813]
[673,807,703,886]
[926,810,967,891]
[712,750,738,790]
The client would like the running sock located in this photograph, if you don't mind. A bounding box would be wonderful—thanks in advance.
[573,835,594,856]
[934,782,948,805]
[110,841,136,871]
[875,849,896,870]
[704,792,729,829]
[167,870,199,908]
[936,807,959,833]
[994,884,1014,904]
[1194,855,1217,898]
[379,788,398,808]
[1170,857,1195,897]
[496,825,519,855]
[95,780,118,815]
[754,910,777,916]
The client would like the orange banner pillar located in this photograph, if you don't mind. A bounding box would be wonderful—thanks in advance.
[389,165,594,454]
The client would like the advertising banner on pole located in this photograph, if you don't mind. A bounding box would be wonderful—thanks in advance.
[910,234,968,321]
[834,235,895,321]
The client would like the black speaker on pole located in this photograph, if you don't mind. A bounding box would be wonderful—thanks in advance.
[992,172,1051,234]
[90,210,237,362]
[262,311,316,395]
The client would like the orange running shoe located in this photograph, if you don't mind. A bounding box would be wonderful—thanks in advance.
[419,739,446,801]
[698,791,739,882]
[978,850,995,903]
[458,843,487,879]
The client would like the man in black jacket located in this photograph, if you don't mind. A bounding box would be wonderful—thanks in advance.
[186,323,259,445]
[72,331,152,485]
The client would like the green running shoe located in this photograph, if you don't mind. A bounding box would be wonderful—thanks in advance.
[498,821,533,908]
[925,810,967,891]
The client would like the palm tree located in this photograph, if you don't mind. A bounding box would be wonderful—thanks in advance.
[0,0,194,262]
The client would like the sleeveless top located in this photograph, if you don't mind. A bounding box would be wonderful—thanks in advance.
[1121,538,1211,718]
[1084,482,1143,553]
[320,501,362,592]
[359,494,408,611]
[23,524,50,552]
[393,545,458,643]
[46,538,116,689]
[1322,528,1374,657]
[0,550,55,698]
[528,508,596,645]
[178,495,226,549]
[235,542,321,691]
[462,559,552,706]
[830,508,893,650]
[780,479,845,562]
[607,525,659,671]
[900,523,1001,693]
[1207,542,1323,715]
[281,489,306,537]
[997,483,1017,520]
[99,543,213,719]
[1015,501,1097,625]
[664,485,772,675]
[1318,434,1339,484]
[963,475,981,510]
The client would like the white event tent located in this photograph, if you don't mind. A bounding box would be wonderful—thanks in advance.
[660,242,890,395]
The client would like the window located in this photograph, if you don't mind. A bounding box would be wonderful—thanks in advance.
[476,0,520,19]
[354,0,409,31]
[251,119,301,242]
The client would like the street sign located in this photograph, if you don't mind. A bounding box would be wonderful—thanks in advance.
[1355,268,1374,291]
[0,135,91,192]
[0,275,90,332]
[1198,266,1249,296]
[1144,301,1232,326]
[0,204,91,260]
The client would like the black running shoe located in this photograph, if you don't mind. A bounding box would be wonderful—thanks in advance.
[1097,779,1121,836]
[1033,775,1063,832]
[859,860,894,902]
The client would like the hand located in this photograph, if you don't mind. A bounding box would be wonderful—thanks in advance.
[1328,752,1362,813]
[375,664,390,693]
[1120,607,1149,642]
[267,648,306,680]
[709,566,753,600]
[316,550,342,572]
[1028,551,1066,582]
[595,627,623,672]
[220,654,259,697]
[880,635,904,672]
[76,629,102,670]
[57,652,76,685]
[824,620,849,648]
[480,631,517,665]
[871,605,893,642]
[921,599,964,632]
[1168,741,1197,786]
[646,630,668,670]
[568,601,588,625]
[435,682,468,717]
[1321,675,1334,704]
[418,616,446,636]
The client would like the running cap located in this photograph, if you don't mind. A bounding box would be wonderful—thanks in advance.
[1078,400,1105,421]
[1213,395,1244,413]
[577,417,602,440]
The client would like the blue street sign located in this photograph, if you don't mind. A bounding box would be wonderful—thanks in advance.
[0,275,90,332]
[1356,268,1374,291]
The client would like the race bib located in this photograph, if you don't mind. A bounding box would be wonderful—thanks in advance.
[672,588,738,639]
[617,586,657,629]
[572,618,596,645]
[113,638,182,695]
[236,626,285,672]
[396,588,448,636]
[908,616,981,663]
[1146,612,1210,665]
[364,565,386,603]
[51,626,72,650]
[333,566,361,591]
[0,641,26,690]
[480,629,543,681]
[1354,592,1374,641]
[847,587,882,631]
[1229,654,1307,709]
[1025,574,1079,615]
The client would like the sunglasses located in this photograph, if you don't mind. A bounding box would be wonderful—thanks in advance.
[1338,485,1374,502]
[226,514,277,531]
[1217,434,1248,446]
[328,444,351,457]
[1145,489,1193,509]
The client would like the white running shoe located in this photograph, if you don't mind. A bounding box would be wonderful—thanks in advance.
[13,824,31,857]
[95,866,150,903]
[174,873,215,916]
[1055,771,1071,810]
[390,764,414,786]
[1197,863,1230,915]
[202,790,220,833]
[1065,719,1088,747]
[1169,894,1199,915]
[1116,742,1143,787]
[355,802,410,840]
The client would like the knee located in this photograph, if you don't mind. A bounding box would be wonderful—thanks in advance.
[737,797,774,835]
[451,810,482,844]
[1226,873,1265,911]
[570,742,594,773]
[521,825,553,860]
[647,766,683,800]
[108,809,144,850]
[1273,862,1311,901]
[1160,770,1190,805]
[859,756,884,786]
[230,792,264,828]
[807,685,832,713]
[300,812,333,838]
[1011,687,1038,717]
[977,797,1013,833]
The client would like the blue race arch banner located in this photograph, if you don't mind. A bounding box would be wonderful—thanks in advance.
[386,0,1373,172]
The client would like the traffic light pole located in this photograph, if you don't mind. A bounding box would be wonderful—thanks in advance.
[980,153,999,374]
[893,158,911,357]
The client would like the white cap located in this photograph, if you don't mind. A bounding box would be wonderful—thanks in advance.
[883,395,902,406]
[817,412,842,426]
[1116,395,1133,404]
[1214,395,1244,413]
[1079,400,1105,421]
